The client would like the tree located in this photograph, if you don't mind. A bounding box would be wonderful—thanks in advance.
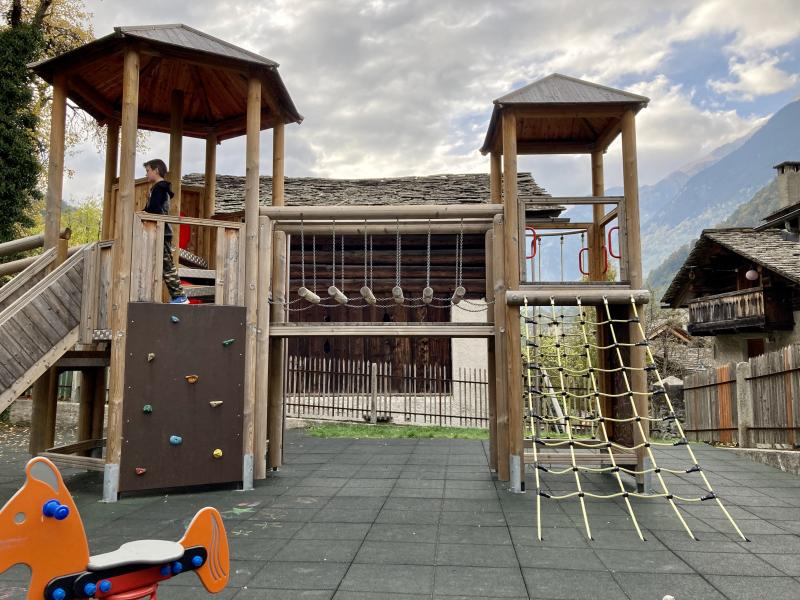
[62,196,101,244]
[0,0,92,243]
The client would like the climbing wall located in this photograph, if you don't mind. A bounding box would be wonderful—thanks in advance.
[119,303,245,493]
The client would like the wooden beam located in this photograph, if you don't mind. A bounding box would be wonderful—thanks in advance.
[268,231,287,469]
[512,105,631,119]
[516,141,595,155]
[599,207,618,228]
[527,196,622,206]
[254,217,273,480]
[595,118,623,152]
[102,120,119,241]
[242,73,262,489]
[621,109,648,486]
[501,109,524,491]
[272,121,285,206]
[38,453,105,471]
[485,229,498,472]
[269,323,495,337]
[203,133,217,218]
[45,74,67,251]
[134,212,244,229]
[168,89,184,273]
[505,286,650,306]
[490,151,502,204]
[105,47,140,502]
[260,205,504,220]
[590,152,606,281]
[275,222,493,235]
[0,228,70,258]
[492,215,509,480]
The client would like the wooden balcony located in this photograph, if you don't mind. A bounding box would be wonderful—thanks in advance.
[687,288,793,335]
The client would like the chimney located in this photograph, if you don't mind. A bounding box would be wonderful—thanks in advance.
[774,161,800,208]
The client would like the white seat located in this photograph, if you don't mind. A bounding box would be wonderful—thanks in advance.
[88,540,185,571]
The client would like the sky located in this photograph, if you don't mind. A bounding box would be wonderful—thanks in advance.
[60,0,800,204]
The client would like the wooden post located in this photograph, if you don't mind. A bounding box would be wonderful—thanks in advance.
[492,215,510,481]
[268,231,287,469]
[621,109,648,487]
[104,46,140,502]
[272,122,285,205]
[590,151,613,437]
[490,151,502,203]
[168,89,184,275]
[501,110,524,492]
[102,120,119,241]
[485,230,498,471]
[91,367,107,458]
[370,363,378,424]
[735,361,753,447]
[242,74,262,490]
[254,217,273,479]
[44,74,67,251]
[203,132,217,266]
[77,369,96,456]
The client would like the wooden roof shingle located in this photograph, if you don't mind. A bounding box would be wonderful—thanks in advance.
[183,172,554,215]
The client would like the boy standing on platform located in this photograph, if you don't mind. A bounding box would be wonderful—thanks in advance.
[143,159,189,304]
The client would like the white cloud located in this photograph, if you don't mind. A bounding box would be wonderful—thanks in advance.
[709,53,799,100]
[58,0,799,204]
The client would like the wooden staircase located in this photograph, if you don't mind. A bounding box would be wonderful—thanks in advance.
[0,247,88,415]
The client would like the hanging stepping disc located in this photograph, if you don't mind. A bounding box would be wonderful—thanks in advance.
[360,286,376,305]
[422,286,434,305]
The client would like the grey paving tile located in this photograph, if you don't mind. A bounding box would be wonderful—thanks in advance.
[435,543,518,567]
[235,590,333,600]
[594,548,694,574]
[334,593,429,600]
[366,523,438,543]
[739,534,800,553]
[354,541,436,565]
[675,550,784,576]
[438,524,512,545]
[510,526,589,548]
[706,575,800,600]
[229,520,305,538]
[515,546,605,571]
[434,566,527,598]
[311,508,381,523]
[229,537,288,561]
[521,568,624,600]
[613,572,726,600]
[248,561,349,590]
[757,553,800,576]
[376,509,441,525]
[272,539,362,563]
[339,564,434,595]
[295,522,372,541]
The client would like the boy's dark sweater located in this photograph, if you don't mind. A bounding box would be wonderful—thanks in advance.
[144,179,175,240]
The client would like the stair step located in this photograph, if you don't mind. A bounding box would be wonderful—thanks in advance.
[179,267,216,280]
[183,284,215,298]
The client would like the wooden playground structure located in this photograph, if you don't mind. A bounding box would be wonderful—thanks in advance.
[0,25,663,500]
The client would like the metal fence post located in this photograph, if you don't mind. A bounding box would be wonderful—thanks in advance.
[735,361,753,448]
[370,362,378,424]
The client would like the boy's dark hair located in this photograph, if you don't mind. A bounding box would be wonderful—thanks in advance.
[143,159,168,178]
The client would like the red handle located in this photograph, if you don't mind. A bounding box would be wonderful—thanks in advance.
[578,247,589,276]
[608,226,620,259]
[579,247,609,276]
[525,227,537,259]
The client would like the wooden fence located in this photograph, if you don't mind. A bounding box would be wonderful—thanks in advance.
[284,356,489,427]
[684,344,800,448]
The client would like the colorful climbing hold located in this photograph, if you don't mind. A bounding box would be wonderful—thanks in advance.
[169,435,183,446]
[170,315,180,323]
[212,449,223,459]
[209,400,223,408]
[135,467,147,476]
[143,404,153,414]
[147,352,156,362]
[222,338,236,347]
[185,374,199,384]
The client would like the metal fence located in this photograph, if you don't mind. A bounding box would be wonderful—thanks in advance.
[285,355,489,427]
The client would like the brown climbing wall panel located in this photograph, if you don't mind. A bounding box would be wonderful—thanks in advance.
[120,302,245,493]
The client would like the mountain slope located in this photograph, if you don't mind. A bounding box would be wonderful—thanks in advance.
[640,100,800,274]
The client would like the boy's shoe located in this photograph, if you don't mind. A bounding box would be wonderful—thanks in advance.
[170,295,190,304]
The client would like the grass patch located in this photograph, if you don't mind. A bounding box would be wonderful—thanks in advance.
[306,422,489,440]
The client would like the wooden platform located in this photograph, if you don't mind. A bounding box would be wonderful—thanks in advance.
[268,322,495,338]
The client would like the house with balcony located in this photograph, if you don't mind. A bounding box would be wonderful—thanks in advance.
[662,161,800,363]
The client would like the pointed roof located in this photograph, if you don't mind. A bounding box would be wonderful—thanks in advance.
[30,24,301,140]
[480,74,648,155]
[494,73,649,105]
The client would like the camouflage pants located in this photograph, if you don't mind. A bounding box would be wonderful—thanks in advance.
[163,241,185,299]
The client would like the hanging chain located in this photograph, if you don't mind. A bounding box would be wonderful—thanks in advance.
[312,235,317,292]
[369,234,374,288]
[426,220,431,288]
[457,218,464,288]
[300,217,306,288]
[331,220,336,287]
[395,218,401,287]
[341,234,345,290]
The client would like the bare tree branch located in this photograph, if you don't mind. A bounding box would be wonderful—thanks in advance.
[32,0,52,29]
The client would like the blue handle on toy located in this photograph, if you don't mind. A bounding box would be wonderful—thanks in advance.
[98,580,112,593]
[42,499,69,520]
[192,555,204,567]
[83,582,96,597]
[51,587,66,600]
[171,561,183,574]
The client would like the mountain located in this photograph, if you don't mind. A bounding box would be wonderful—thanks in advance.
[646,177,781,294]
[639,100,800,275]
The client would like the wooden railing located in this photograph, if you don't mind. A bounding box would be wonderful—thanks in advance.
[131,213,245,305]
[688,288,766,334]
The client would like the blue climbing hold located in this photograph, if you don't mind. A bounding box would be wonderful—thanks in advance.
[171,561,183,575]
[98,580,112,593]
[169,435,183,446]
[191,555,204,567]
[160,564,171,577]
[170,315,180,323]
[83,582,96,597]
[51,587,66,600]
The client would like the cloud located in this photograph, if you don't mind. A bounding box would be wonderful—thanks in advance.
[58,0,799,205]
[709,53,799,101]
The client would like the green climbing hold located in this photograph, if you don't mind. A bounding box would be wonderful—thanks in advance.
[143,404,153,414]
[222,338,236,347]
[170,315,180,323]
